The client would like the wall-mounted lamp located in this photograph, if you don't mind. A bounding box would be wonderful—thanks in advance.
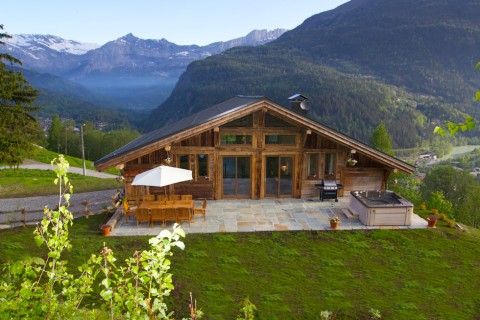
[281,164,288,172]
[115,163,125,170]
[350,149,357,154]
[214,127,220,133]
[164,145,172,164]
[306,129,312,135]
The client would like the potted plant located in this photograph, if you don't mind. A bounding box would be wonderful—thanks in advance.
[99,224,112,236]
[329,217,340,229]
[346,158,358,166]
[426,215,438,228]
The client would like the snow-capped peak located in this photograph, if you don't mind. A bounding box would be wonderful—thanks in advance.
[6,34,99,55]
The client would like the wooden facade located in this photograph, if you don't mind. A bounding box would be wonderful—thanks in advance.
[95,97,415,201]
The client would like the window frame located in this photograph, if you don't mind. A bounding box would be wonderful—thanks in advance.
[196,154,209,179]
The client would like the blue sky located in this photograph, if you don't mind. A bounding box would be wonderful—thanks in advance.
[3,0,349,45]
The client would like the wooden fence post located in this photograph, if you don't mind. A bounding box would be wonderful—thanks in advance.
[22,208,26,227]
[83,200,89,218]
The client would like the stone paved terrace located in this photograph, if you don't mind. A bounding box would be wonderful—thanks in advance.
[110,197,428,236]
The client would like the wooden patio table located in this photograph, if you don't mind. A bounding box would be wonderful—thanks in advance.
[138,200,194,226]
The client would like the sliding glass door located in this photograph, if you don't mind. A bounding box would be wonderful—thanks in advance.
[265,156,294,197]
[222,157,251,197]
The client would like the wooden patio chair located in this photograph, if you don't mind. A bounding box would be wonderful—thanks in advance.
[122,199,137,223]
[176,207,191,226]
[156,194,167,201]
[193,198,207,221]
[163,207,177,227]
[180,194,192,200]
[150,208,163,227]
[169,194,181,201]
[136,208,151,227]
[142,194,155,201]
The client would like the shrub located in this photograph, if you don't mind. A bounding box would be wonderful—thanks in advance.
[426,191,454,217]
[446,219,457,228]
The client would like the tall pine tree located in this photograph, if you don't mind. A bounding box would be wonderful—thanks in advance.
[0,25,42,166]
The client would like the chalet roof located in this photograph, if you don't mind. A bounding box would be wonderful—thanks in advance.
[95,96,264,166]
[94,95,415,174]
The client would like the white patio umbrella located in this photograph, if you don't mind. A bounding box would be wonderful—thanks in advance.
[131,165,193,188]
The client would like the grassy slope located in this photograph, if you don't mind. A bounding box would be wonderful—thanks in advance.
[0,169,118,198]
[0,147,120,198]
[1,214,479,319]
[30,147,118,175]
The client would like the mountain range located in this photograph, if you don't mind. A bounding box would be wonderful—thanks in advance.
[5,29,287,112]
[146,0,480,148]
[4,0,480,149]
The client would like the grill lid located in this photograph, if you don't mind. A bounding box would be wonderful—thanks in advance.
[323,179,338,188]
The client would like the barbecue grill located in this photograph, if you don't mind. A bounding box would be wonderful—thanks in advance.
[315,179,344,202]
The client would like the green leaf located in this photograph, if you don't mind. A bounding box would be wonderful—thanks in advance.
[101,278,111,288]
[149,237,161,246]
[32,257,45,265]
[433,126,445,136]
[175,227,186,238]
[157,230,171,239]
[476,61,480,70]
[466,120,476,130]
[476,91,480,102]
[175,241,185,250]
[100,289,113,300]
[447,122,459,135]
[34,235,44,247]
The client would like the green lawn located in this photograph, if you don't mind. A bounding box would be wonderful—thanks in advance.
[30,147,119,175]
[0,147,121,198]
[1,214,479,319]
[0,169,119,198]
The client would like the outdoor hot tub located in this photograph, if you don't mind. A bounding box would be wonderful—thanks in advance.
[349,190,413,226]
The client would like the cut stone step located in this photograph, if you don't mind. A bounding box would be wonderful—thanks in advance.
[342,208,359,221]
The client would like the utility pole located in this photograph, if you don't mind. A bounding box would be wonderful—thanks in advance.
[80,124,86,176]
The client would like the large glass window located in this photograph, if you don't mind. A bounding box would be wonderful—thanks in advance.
[325,153,336,177]
[265,135,296,145]
[265,114,294,127]
[223,115,252,127]
[307,154,319,179]
[197,154,208,178]
[178,155,189,170]
[221,135,252,145]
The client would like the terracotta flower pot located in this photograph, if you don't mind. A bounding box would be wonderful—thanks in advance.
[100,226,111,236]
[427,218,437,228]
[329,220,339,229]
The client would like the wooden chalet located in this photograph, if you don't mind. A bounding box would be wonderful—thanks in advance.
[94,96,415,201]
